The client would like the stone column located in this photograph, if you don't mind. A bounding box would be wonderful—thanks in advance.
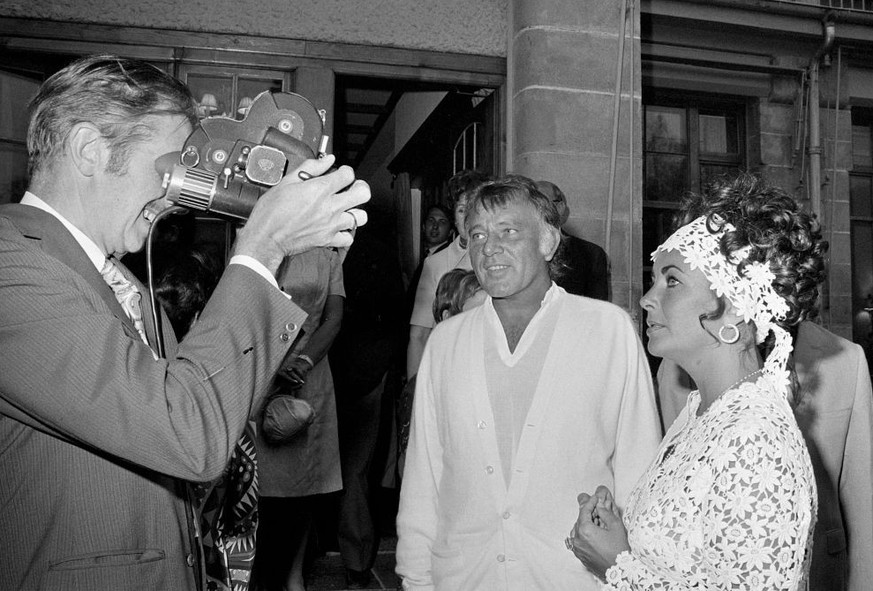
[509,0,642,315]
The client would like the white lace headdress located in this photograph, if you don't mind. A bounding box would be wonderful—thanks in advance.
[654,215,792,395]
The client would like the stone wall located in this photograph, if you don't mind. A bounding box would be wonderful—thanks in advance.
[757,61,854,337]
[510,0,641,316]
[0,0,508,57]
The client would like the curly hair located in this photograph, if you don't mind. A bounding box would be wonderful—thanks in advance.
[675,173,828,332]
[432,268,482,322]
[448,169,492,206]
[465,174,567,280]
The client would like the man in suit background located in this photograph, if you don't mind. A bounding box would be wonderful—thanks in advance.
[535,180,609,301]
[657,321,873,590]
[420,203,453,259]
[0,55,369,591]
[405,204,453,324]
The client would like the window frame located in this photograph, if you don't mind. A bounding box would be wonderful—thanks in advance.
[641,90,748,290]
[849,109,873,361]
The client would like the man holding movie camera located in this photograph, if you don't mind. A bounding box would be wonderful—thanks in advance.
[0,54,369,591]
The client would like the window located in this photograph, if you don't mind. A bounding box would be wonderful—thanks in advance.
[642,93,746,291]
[453,122,483,174]
[179,64,288,121]
[0,51,76,204]
[0,69,37,204]
[850,110,873,363]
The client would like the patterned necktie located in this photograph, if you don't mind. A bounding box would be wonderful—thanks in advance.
[100,257,152,350]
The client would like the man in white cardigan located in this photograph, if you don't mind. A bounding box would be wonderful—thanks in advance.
[396,176,661,591]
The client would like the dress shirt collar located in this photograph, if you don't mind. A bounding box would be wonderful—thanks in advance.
[426,239,449,256]
[20,191,107,271]
[483,280,561,315]
[483,282,561,363]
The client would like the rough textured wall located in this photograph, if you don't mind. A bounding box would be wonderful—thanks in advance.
[511,0,642,315]
[0,0,508,56]
[757,65,855,339]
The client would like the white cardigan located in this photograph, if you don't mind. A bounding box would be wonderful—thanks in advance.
[397,288,662,590]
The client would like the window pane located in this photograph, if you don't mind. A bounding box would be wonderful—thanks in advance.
[645,153,688,202]
[187,74,234,119]
[853,125,872,169]
[643,207,682,265]
[0,70,40,140]
[0,143,28,204]
[852,220,873,299]
[699,112,738,154]
[645,106,687,153]
[700,164,742,190]
[851,220,873,362]
[851,175,873,218]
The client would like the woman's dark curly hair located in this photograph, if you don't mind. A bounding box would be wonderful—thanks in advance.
[674,173,828,334]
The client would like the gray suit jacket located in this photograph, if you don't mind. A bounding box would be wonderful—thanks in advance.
[657,321,873,590]
[0,204,307,591]
[793,321,873,591]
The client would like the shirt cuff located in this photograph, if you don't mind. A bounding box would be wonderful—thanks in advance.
[229,255,281,292]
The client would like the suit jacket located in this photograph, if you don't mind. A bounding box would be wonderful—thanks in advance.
[404,240,450,329]
[793,321,873,591]
[657,321,873,591]
[554,232,609,301]
[0,204,306,591]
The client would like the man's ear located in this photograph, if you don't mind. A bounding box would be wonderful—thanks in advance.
[540,224,561,262]
[67,122,106,177]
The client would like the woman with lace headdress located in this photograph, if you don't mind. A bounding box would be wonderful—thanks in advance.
[566,173,826,590]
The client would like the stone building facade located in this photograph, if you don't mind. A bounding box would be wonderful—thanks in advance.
[2,0,873,359]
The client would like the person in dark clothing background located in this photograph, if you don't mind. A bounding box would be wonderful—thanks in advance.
[330,223,407,588]
[536,180,609,301]
[405,203,453,310]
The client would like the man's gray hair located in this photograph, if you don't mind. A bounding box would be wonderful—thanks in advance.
[27,54,197,178]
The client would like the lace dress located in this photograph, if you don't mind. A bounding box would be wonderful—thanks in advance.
[605,377,816,590]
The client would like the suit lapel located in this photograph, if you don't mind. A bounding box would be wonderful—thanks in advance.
[4,204,138,336]
[430,240,450,257]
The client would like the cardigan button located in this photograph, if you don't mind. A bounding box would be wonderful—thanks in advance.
[186,553,195,567]
[280,332,290,342]
[485,465,494,474]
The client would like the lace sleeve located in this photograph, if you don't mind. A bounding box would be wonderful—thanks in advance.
[602,400,815,590]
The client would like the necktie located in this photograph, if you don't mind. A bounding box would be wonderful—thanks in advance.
[100,257,153,350]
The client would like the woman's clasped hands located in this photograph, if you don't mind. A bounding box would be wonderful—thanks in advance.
[565,485,629,582]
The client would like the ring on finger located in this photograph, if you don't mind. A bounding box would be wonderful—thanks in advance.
[344,210,358,232]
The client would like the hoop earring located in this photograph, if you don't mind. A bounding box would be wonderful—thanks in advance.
[718,323,740,344]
